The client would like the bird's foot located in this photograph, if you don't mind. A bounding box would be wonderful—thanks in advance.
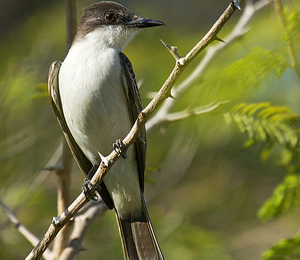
[113,139,127,159]
[82,178,98,201]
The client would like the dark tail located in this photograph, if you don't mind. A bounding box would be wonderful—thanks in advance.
[116,195,164,260]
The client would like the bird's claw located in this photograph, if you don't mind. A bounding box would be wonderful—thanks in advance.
[82,178,98,201]
[113,139,127,159]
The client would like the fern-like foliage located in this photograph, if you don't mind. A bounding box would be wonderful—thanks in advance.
[225,102,300,221]
[283,9,300,43]
[258,174,300,221]
[224,102,300,164]
[223,47,288,90]
[262,236,300,260]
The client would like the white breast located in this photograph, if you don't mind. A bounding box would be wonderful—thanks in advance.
[58,30,142,218]
[59,34,132,162]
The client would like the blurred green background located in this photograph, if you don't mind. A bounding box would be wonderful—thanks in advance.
[1,0,300,259]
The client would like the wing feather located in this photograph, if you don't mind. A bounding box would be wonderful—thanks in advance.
[119,52,147,191]
[48,61,114,209]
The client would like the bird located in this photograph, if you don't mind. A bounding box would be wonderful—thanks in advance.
[48,1,165,259]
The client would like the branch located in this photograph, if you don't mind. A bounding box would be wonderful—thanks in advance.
[58,200,107,260]
[25,192,87,260]
[52,0,78,257]
[162,101,223,125]
[0,199,53,260]
[25,1,243,259]
[64,0,77,51]
[146,0,270,134]
[52,141,73,258]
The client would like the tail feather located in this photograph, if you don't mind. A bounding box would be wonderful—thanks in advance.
[116,196,164,260]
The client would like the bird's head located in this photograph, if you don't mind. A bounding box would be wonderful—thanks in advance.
[75,1,164,50]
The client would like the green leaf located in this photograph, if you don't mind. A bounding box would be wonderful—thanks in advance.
[223,112,232,125]
[223,47,288,90]
[262,236,300,260]
[258,174,300,221]
[224,102,300,163]
[260,143,274,161]
[283,9,300,43]
[277,148,294,166]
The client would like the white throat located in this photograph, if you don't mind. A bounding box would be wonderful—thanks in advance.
[76,25,139,51]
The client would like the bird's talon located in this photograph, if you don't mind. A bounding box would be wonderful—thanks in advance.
[82,178,98,201]
[113,139,127,159]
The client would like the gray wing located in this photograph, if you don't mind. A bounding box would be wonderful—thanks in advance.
[119,52,147,191]
[48,61,93,174]
[48,61,114,209]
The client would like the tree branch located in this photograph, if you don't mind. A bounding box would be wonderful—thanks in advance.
[146,0,270,134]
[64,0,77,51]
[52,142,73,259]
[52,0,78,258]
[25,192,87,260]
[25,1,244,259]
[0,199,53,260]
[162,101,223,125]
[58,200,107,260]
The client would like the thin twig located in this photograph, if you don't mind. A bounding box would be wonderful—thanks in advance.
[164,101,223,123]
[25,1,243,259]
[58,201,107,260]
[64,0,78,51]
[0,199,53,260]
[25,192,87,260]
[146,0,270,134]
[52,142,73,258]
[160,39,181,60]
[52,0,78,258]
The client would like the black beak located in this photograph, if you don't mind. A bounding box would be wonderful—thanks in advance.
[127,16,165,28]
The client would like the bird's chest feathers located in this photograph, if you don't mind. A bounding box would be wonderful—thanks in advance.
[72,48,123,119]
[60,43,131,157]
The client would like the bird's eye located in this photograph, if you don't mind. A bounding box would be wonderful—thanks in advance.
[105,12,116,22]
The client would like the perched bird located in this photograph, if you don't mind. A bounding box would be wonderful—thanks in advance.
[48,1,164,259]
